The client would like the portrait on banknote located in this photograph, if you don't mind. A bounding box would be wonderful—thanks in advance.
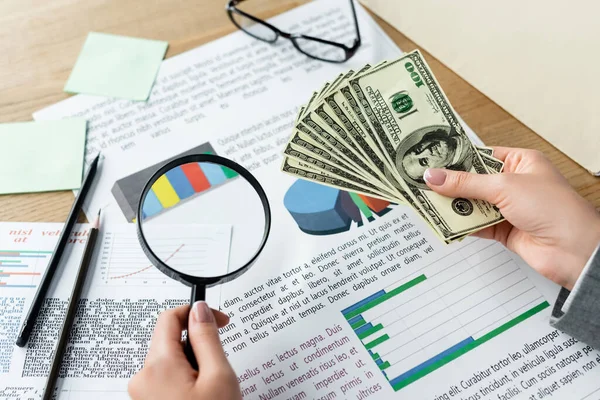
[395,125,474,190]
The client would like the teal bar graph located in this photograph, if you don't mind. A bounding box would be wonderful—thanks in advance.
[391,301,549,391]
[341,242,551,393]
[343,275,426,320]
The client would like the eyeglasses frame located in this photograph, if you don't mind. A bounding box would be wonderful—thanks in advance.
[226,0,362,63]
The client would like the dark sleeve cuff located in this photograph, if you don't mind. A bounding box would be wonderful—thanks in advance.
[550,245,600,348]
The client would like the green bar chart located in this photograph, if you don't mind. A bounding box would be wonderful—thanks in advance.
[342,240,550,392]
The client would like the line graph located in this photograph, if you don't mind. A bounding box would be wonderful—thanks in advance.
[108,244,184,280]
[109,264,154,280]
[97,225,230,287]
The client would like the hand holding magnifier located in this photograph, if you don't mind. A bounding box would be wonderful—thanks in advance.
[136,154,271,369]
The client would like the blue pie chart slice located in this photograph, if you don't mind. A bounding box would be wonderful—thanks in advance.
[283,180,360,235]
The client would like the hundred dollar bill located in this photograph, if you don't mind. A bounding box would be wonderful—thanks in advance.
[476,146,494,157]
[297,69,393,186]
[284,135,398,197]
[307,69,365,157]
[349,50,504,240]
[316,72,348,103]
[333,80,427,218]
[293,83,379,179]
[480,153,504,174]
[299,72,348,120]
[330,71,451,232]
[299,105,383,185]
[281,157,392,201]
[293,123,376,183]
[316,73,410,201]
[292,128,361,175]
[313,66,404,198]
[296,118,380,184]
[283,139,399,200]
[323,85,388,171]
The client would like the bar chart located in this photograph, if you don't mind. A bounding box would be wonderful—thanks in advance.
[141,161,237,220]
[341,239,550,392]
[0,250,49,288]
[111,142,238,222]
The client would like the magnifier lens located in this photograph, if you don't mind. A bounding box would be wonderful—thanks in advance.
[139,161,266,279]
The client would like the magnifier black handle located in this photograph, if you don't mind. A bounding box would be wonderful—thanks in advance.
[184,337,199,371]
[184,285,206,370]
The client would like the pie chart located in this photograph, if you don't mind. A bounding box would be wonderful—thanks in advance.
[283,179,394,236]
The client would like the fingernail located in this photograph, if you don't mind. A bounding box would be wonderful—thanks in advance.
[424,169,447,186]
[192,301,214,323]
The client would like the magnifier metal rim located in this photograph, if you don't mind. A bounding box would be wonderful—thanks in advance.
[136,154,272,288]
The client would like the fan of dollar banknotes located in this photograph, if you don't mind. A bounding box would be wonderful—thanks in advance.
[281,50,506,244]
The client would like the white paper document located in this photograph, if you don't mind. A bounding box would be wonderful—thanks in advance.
[3,166,600,399]
[13,0,598,399]
[0,223,225,399]
[33,0,480,169]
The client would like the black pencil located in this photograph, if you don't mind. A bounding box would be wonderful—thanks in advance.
[42,210,101,400]
[16,153,100,347]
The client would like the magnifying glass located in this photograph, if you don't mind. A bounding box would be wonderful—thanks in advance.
[136,154,271,369]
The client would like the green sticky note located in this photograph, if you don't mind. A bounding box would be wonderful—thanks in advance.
[0,119,87,194]
[64,32,168,101]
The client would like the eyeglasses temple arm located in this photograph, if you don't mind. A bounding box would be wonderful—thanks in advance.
[349,0,362,46]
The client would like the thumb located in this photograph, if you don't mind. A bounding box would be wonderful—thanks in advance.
[188,301,229,370]
[424,168,503,204]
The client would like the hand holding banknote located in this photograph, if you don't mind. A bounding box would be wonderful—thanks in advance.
[281,50,506,243]
[424,147,600,291]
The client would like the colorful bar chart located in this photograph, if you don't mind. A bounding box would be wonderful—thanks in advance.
[141,162,237,220]
[181,162,210,192]
[0,250,49,288]
[341,240,550,391]
[111,142,238,221]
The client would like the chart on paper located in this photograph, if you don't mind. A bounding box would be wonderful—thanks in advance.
[97,224,232,286]
[342,239,549,392]
[0,249,49,289]
[0,224,89,291]
[110,142,238,222]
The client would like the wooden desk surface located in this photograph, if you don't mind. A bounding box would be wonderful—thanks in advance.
[1,0,598,222]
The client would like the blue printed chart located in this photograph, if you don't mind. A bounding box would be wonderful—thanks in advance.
[283,179,393,236]
[0,250,50,288]
[341,239,549,391]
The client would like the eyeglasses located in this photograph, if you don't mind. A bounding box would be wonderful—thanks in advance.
[226,0,362,63]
